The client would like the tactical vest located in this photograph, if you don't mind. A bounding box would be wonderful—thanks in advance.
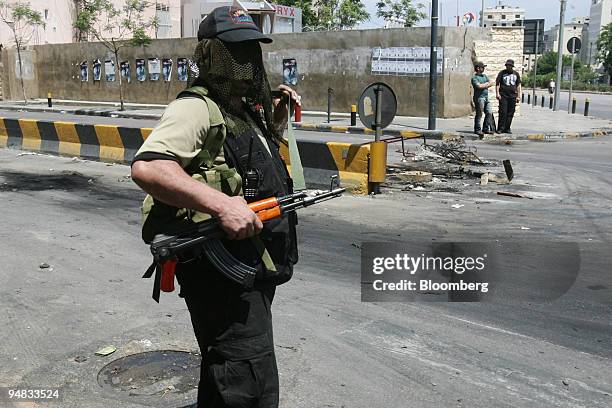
[141,86,298,286]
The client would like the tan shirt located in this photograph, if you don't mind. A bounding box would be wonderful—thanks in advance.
[135,97,271,166]
[135,97,212,168]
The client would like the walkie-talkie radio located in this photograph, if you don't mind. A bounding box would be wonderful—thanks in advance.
[243,134,260,200]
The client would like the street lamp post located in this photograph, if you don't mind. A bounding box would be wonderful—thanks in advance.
[553,0,566,111]
[532,20,540,106]
[481,0,485,27]
[428,0,439,130]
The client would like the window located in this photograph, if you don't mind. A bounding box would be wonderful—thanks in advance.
[488,15,493,19]
[493,23,497,26]
[44,9,48,20]
[155,3,172,38]
[502,23,507,26]
[516,15,520,19]
[502,15,506,19]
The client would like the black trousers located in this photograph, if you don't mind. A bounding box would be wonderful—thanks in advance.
[178,262,279,408]
[498,96,517,132]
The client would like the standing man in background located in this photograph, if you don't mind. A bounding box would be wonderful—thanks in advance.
[496,59,522,134]
[471,61,495,138]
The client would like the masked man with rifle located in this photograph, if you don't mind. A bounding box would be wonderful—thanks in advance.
[131,7,301,407]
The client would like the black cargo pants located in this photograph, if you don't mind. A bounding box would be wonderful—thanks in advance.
[178,261,279,408]
[498,96,517,132]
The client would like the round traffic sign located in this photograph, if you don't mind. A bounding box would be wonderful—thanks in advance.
[567,37,582,54]
[357,82,397,131]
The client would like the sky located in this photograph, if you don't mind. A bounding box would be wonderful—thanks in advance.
[358,0,592,30]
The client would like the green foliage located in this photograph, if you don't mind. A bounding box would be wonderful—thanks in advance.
[281,0,369,30]
[0,1,44,47]
[376,0,426,27]
[533,51,582,76]
[73,0,156,48]
[596,22,612,78]
[336,0,370,29]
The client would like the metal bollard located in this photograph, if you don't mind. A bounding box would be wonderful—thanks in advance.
[527,94,531,105]
[47,92,53,108]
[534,95,538,106]
[571,97,577,114]
[327,87,333,123]
[521,93,525,103]
[541,95,545,107]
[549,96,553,109]
[350,104,357,126]
[584,98,590,116]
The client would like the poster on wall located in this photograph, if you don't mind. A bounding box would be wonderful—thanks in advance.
[120,61,131,83]
[105,60,116,82]
[370,47,443,76]
[148,58,160,81]
[162,58,173,82]
[80,61,88,82]
[136,59,146,82]
[282,58,298,85]
[93,59,102,81]
[177,58,188,82]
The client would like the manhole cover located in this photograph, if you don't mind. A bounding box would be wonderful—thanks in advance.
[97,350,200,405]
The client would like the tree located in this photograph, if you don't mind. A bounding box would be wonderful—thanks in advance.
[533,51,582,76]
[596,22,612,81]
[279,0,369,31]
[73,0,157,110]
[376,0,426,27]
[525,51,597,87]
[0,1,44,104]
[71,0,87,42]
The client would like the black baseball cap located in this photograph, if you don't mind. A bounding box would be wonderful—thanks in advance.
[198,6,272,44]
[505,59,515,67]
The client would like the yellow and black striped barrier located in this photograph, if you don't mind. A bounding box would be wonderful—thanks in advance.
[0,117,372,193]
[0,117,152,163]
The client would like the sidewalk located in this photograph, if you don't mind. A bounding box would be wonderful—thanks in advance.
[1,99,610,141]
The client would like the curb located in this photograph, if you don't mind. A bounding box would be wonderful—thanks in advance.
[0,117,371,193]
[486,129,611,142]
[292,122,466,141]
[293,122,612,143]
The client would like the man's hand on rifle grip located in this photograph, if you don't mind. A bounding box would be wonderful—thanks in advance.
[217,196,263,240]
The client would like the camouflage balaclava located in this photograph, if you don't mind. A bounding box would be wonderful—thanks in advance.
[188,38,281,141]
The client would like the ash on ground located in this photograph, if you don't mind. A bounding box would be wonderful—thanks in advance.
[385,140,506,193]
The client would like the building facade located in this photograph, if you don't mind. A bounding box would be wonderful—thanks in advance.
[543,17,589,56]
[480,2,525,28]
[586,0,612,67]
[0,0,182,48]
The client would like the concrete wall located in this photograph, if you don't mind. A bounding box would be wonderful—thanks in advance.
[1,47,39,102]
[2,27,492,117]
[32,38,196,104]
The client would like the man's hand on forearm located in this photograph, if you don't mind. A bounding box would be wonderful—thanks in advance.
[131,160,262,239]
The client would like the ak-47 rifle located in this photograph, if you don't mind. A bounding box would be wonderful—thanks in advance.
[143,182,345,302]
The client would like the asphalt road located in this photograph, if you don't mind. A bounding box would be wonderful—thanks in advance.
[1,135,611,408]
[530,90,612,120]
